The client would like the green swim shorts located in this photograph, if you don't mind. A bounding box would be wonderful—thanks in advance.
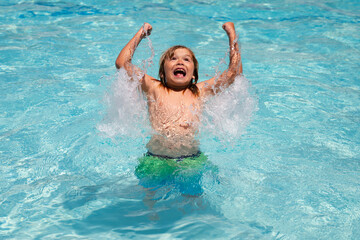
[135,152,209,181]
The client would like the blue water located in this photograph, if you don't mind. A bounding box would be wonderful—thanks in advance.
[1,0,360,239]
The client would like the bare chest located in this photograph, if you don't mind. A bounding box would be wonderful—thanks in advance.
[147,88,202,130]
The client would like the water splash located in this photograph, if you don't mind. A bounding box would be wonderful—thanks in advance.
[201,74,258,143]
[97,69,150,140]
[97,33,155,141]
[141,27,155,73]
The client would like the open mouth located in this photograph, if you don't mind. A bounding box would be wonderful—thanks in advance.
[173,68,186,78]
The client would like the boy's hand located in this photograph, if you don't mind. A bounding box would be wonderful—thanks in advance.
[141,23,152,38]
[222,22,235,36]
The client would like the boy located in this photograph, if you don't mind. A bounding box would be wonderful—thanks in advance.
[115,22,242,160]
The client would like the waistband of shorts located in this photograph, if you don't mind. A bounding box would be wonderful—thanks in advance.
[146,151,202,161]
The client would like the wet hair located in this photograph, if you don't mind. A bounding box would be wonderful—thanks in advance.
[158,45,199,96]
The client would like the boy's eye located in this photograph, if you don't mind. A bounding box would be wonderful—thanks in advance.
[184,58,190,62]
[171,57,177,60]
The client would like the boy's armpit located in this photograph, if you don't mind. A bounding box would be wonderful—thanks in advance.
[141,74,160,93]
[196,78,216,98]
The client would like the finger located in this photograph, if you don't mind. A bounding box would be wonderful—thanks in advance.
[222,22,235,32]
[145,24,152,34]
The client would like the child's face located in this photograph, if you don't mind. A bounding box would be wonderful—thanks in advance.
[164,48,195,90]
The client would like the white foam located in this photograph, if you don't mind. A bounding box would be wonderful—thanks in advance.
[97,68,150,140]
[201,75,258,142]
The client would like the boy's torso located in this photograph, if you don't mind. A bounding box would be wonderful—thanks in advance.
[145,81,203,157]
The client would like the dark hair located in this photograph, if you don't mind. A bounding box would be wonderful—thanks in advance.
[158,45,199,96]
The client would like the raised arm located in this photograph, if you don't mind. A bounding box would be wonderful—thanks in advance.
[198,22,242,97]
[115,23,155,92]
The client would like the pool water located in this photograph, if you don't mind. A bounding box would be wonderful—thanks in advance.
[1,0,360,239]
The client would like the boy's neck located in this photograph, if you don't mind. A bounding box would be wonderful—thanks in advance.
[167,85,188,92]
[163,80,193,92]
